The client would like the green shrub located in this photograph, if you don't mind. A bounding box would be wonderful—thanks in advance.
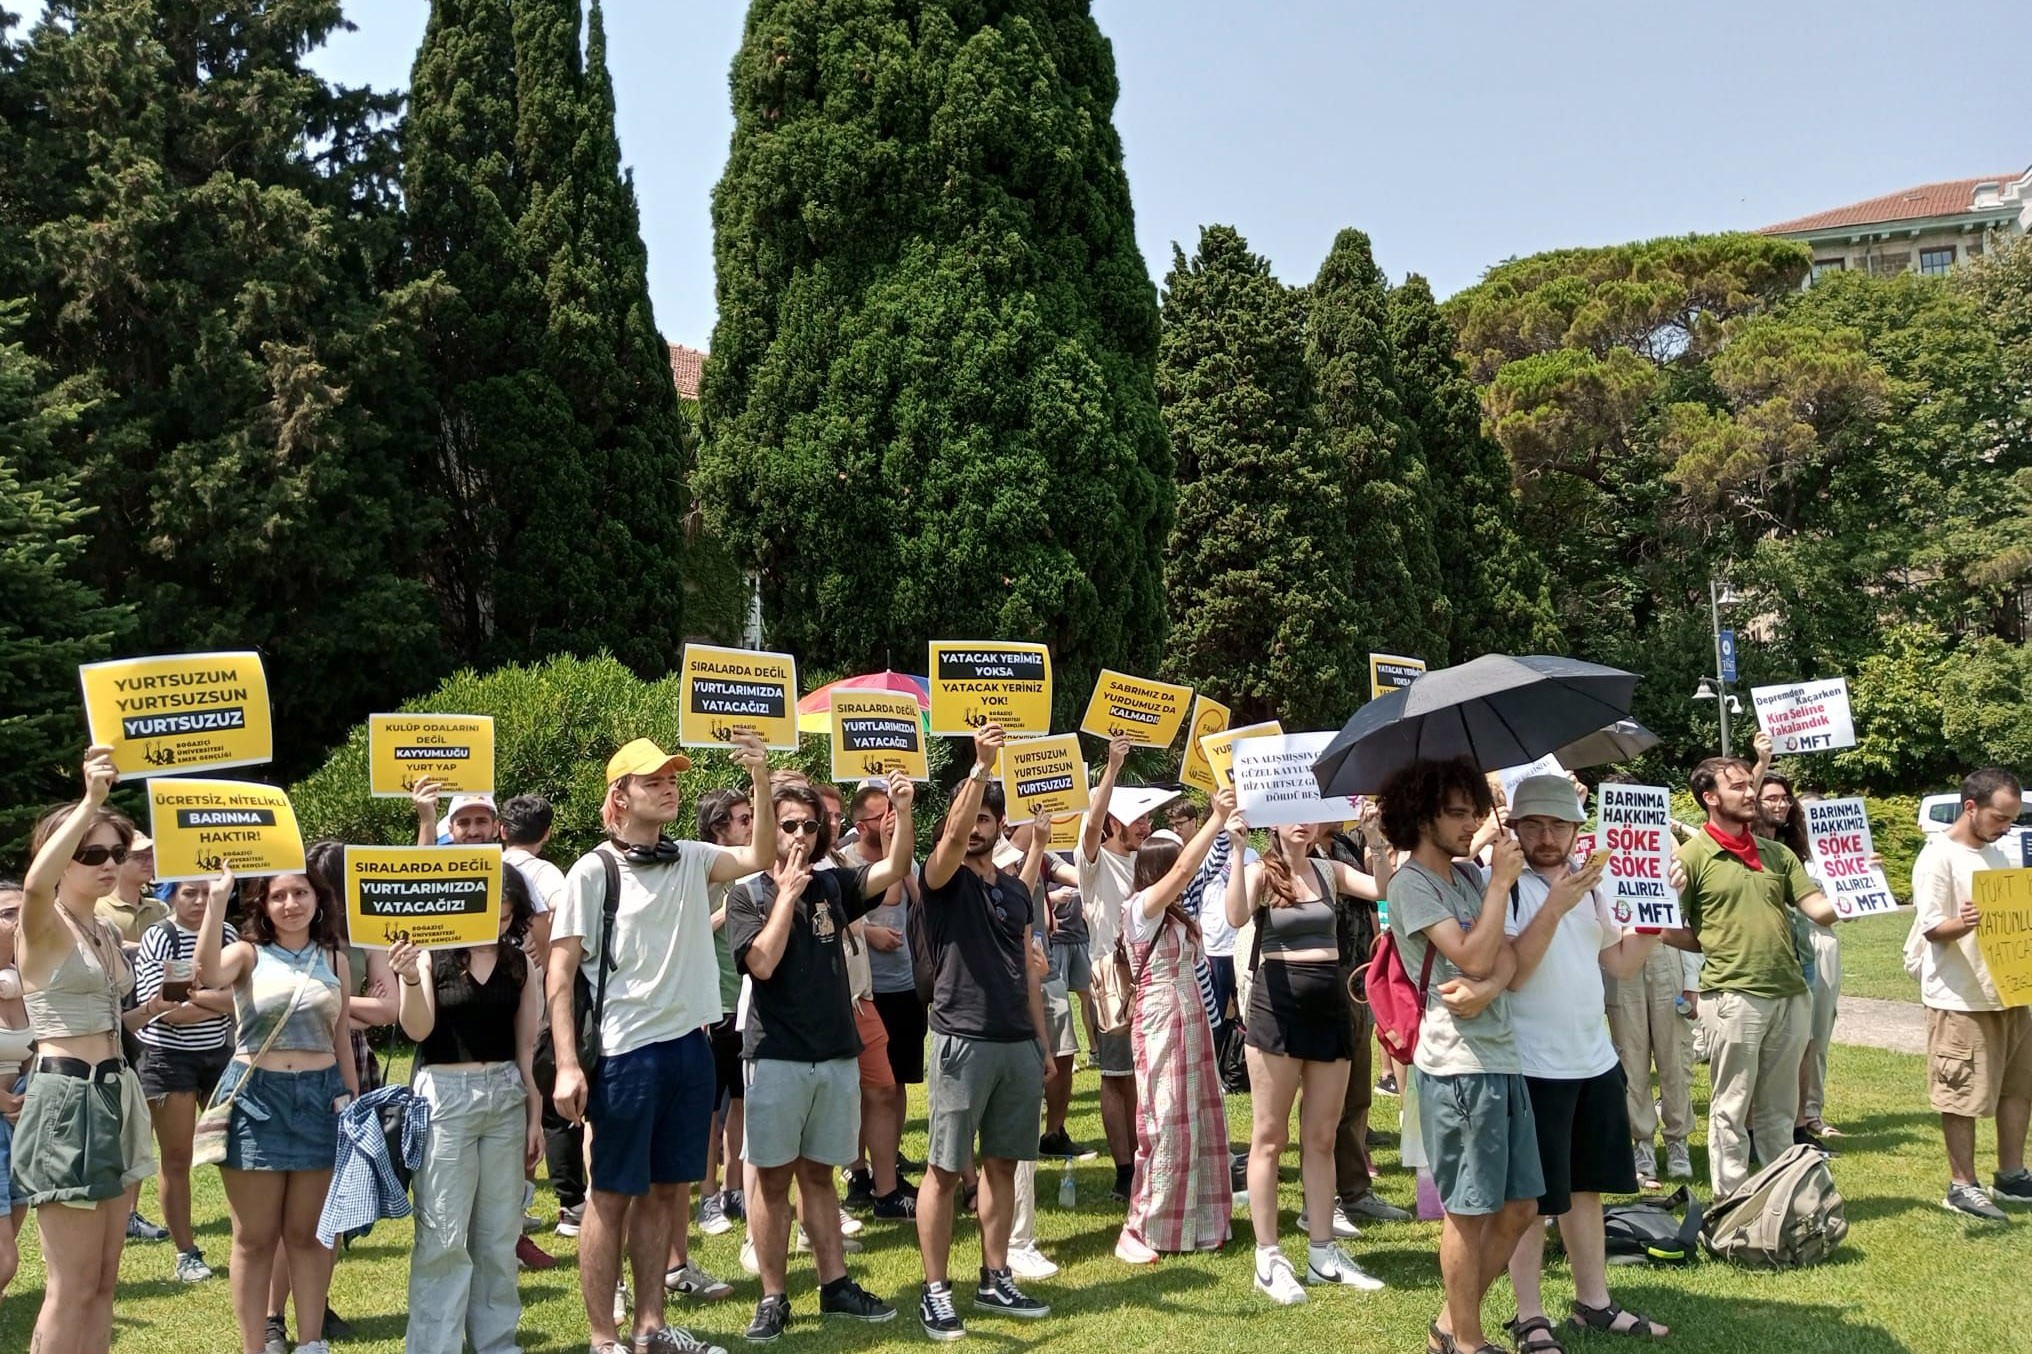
[290,653,958,862]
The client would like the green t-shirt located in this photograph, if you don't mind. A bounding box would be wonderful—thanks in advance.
[1676,832,1816,999]
[710,879,741,1012]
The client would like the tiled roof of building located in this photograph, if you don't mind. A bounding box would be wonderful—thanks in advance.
[668,343,706,401]
[1761,175,2020,235]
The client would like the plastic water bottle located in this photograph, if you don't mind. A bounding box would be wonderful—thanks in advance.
[1058,1159,1076,1209]
[1675,992,1695,1021]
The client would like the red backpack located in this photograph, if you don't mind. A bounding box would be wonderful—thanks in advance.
[1361,928,1435,1065]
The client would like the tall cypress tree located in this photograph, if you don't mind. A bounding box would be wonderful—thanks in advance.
[1157,227,1362,727]
[701,1,1170,713]
[403,0,689,667]
[7,0,446,771]
[1307,229,1448,666]
[1388,275,1557,658]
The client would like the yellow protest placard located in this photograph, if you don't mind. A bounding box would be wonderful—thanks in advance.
[1000,734,1089,825]
[344,845,505,951]
[1369,653,1426,700]
[146,779,303,882]
[80,651,272,780]
[1080,669,1194,748]
[1178,695,1233,793]
[1199,721,1284,792]
[678,644,800,751]
[1975,869,2032,1008]
[1046,813,1083,851]
[828,688,929,782]
[928,642,1053,736]
[368,714,496,797]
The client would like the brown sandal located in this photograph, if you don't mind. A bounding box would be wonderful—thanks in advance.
[1507,1315,1568,1353]
[1571,1299,1667,1339]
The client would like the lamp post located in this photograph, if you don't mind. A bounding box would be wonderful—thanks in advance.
[1698,578,1740,756]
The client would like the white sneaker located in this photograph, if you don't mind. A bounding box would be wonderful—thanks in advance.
[739,1235,759,1276]
[614,1280,630,1323]
[1633,1140,1658,1185]
[793,1224,862,1254]
[1253,1250,1308,1306]
[1665,1141,1692,1180]
[1306,1242,1385,1291]
[837,1207,865,1237]
[1007,1242,1060,1280]
[1114,1232,1159,1265]
[1296,1206,1361,1240]
[664,1261,734,1301]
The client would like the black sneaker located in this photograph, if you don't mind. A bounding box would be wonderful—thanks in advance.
[745,1294,790,1344]
[263,1314,288,1354]
[873,1187,919,1220]
[1038,1129,1097,1161]
[843,1168,876,1212]
[1993,1168,2032,1205]
[1793,1125,1835,1157]
[897,1150,925,1174]
[722,1189,748,1222]
[919,1282,965,1342]
[819,1277,896,1322]
[973,1267,1048,1319]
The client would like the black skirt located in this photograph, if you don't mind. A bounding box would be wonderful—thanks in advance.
[1245,959,1352,1062]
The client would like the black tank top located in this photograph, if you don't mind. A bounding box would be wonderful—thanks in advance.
[417,946,525,1067]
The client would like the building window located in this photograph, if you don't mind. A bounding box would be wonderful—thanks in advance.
[1919,247,1956,276]
[1811,258,1845,281]
[1867,250,1911,277]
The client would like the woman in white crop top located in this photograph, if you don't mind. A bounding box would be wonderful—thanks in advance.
[12,746,159,1354]
[0,876,35,1307]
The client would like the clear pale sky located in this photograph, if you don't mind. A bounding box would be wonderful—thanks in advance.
[26,1,2032,349]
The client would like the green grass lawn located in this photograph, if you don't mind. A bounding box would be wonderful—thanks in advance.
[5,1043,2028,1353]
[1836,911,1921,1003]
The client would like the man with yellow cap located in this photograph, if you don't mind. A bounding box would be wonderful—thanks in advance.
[548,732,777,1354]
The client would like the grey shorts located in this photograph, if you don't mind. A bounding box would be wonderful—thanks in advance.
[1042,979,1079,1058]
[1414,1068,1543,1217]
[741,1058,861,1169]
[1096,1025,1133,1077]
[1049,941,1093,992]
[927,1033,1044,1172]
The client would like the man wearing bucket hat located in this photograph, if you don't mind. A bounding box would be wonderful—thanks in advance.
[548,733,778,1354]
[1496,775,1674,1348]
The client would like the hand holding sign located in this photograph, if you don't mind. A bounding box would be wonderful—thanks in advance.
[387,939,425,984]
[83,744,117,806]
[973,722,1006,772]
[726,731,768,773]
[1489,835,1525,892]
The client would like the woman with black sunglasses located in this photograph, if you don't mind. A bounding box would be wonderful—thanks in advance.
[12,745,158,1354]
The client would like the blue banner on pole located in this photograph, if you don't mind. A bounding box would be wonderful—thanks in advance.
[1719,630,1738,684]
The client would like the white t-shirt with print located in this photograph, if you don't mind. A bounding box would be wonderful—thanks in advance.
[553,841,722,1058]
[1911,835,2012,1012]
[1503,868,1621,1080]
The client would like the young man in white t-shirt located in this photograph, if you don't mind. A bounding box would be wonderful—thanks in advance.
[1499,777,1674,1346]
[1910,766,2032,1221]
[548,735,777,1354]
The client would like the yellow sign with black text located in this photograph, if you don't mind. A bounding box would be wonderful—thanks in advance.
[1178,695,1233,793]
[1369,653,1426,700]
[146,779,304,882]
[1975,869,2032,1008]
[1199,721,1284,792]
[1080,669,1194,748]
[345,845,504,951]
[1000,734,1090,825]
[80,651,273,780]
[829,688,930,782]
[369,714,496,797]
[927,642,1053,736]
[1047,813,1084,851]
[678,644,800,751]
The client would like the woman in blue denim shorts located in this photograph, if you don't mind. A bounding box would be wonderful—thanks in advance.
[198,865,361,1354]
[0,877,33,1304]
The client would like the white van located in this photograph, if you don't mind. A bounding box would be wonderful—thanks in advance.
[1917,790,2032,866]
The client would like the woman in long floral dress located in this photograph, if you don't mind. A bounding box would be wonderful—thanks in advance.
[1115,789,1237,1263]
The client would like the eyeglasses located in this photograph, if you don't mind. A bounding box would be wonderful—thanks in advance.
[853,814,886,829]
[74,844,129,867]
[780,820,822,837]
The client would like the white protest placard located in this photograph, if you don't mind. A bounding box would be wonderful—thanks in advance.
[1751,678,1856,754]
[1232,731,1359,829]
[1804,797,1898,918]
[1497,753,1566,805]
[1596,783,1681,929]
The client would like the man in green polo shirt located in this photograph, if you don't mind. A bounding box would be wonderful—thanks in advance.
[1662,756,1838,1195]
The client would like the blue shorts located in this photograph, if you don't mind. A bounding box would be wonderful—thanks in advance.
[588,1031,713,1196]
[1,1114,12,1213]
[1415,1068,1543,1216]
[219,1062,343,1173]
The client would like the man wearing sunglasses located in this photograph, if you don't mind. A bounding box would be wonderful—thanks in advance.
[726,773,917,1340]
[92,825,165,948]
[915,724,1053,1340]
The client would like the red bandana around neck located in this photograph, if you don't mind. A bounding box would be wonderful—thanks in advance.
[1704,821,1764,872]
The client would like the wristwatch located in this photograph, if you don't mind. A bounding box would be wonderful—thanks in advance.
[969,763,994,784]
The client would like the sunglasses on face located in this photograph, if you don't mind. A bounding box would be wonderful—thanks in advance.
[74,844,129,867]
[780,819,822,837]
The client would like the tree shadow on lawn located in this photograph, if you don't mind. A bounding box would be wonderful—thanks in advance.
[1567,1285,1915,1353]
[1823,1109,1935,1151]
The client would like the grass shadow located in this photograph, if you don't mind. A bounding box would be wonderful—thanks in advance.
[1574,1287,1914,1353]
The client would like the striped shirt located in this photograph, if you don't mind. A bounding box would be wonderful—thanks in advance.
[134,919,237,1052]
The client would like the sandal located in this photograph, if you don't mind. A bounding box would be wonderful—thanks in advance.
[1428,1325,1506,1354]
[1571,1299,1668,1339]
[1506,1315,1568,1353]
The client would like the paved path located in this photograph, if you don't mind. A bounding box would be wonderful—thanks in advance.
[1832,995,1926,1055]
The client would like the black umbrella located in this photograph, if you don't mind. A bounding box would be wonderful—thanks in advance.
[1311,654,1640,796]
[1555,718,1661,770]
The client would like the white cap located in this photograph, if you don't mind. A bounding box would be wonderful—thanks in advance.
[1104,786,1182,828]
[447,793,497,819]
[1145,829,1185,846]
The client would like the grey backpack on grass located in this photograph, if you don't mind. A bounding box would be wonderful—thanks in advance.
[1700,1143,1848,1268]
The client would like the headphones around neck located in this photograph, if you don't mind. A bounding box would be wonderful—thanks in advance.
[609,836,684,866]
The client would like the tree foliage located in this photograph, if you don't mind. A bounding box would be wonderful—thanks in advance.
[699,0,1170,721]
[1155,226,1361,727]
[1306,229,1448,664]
